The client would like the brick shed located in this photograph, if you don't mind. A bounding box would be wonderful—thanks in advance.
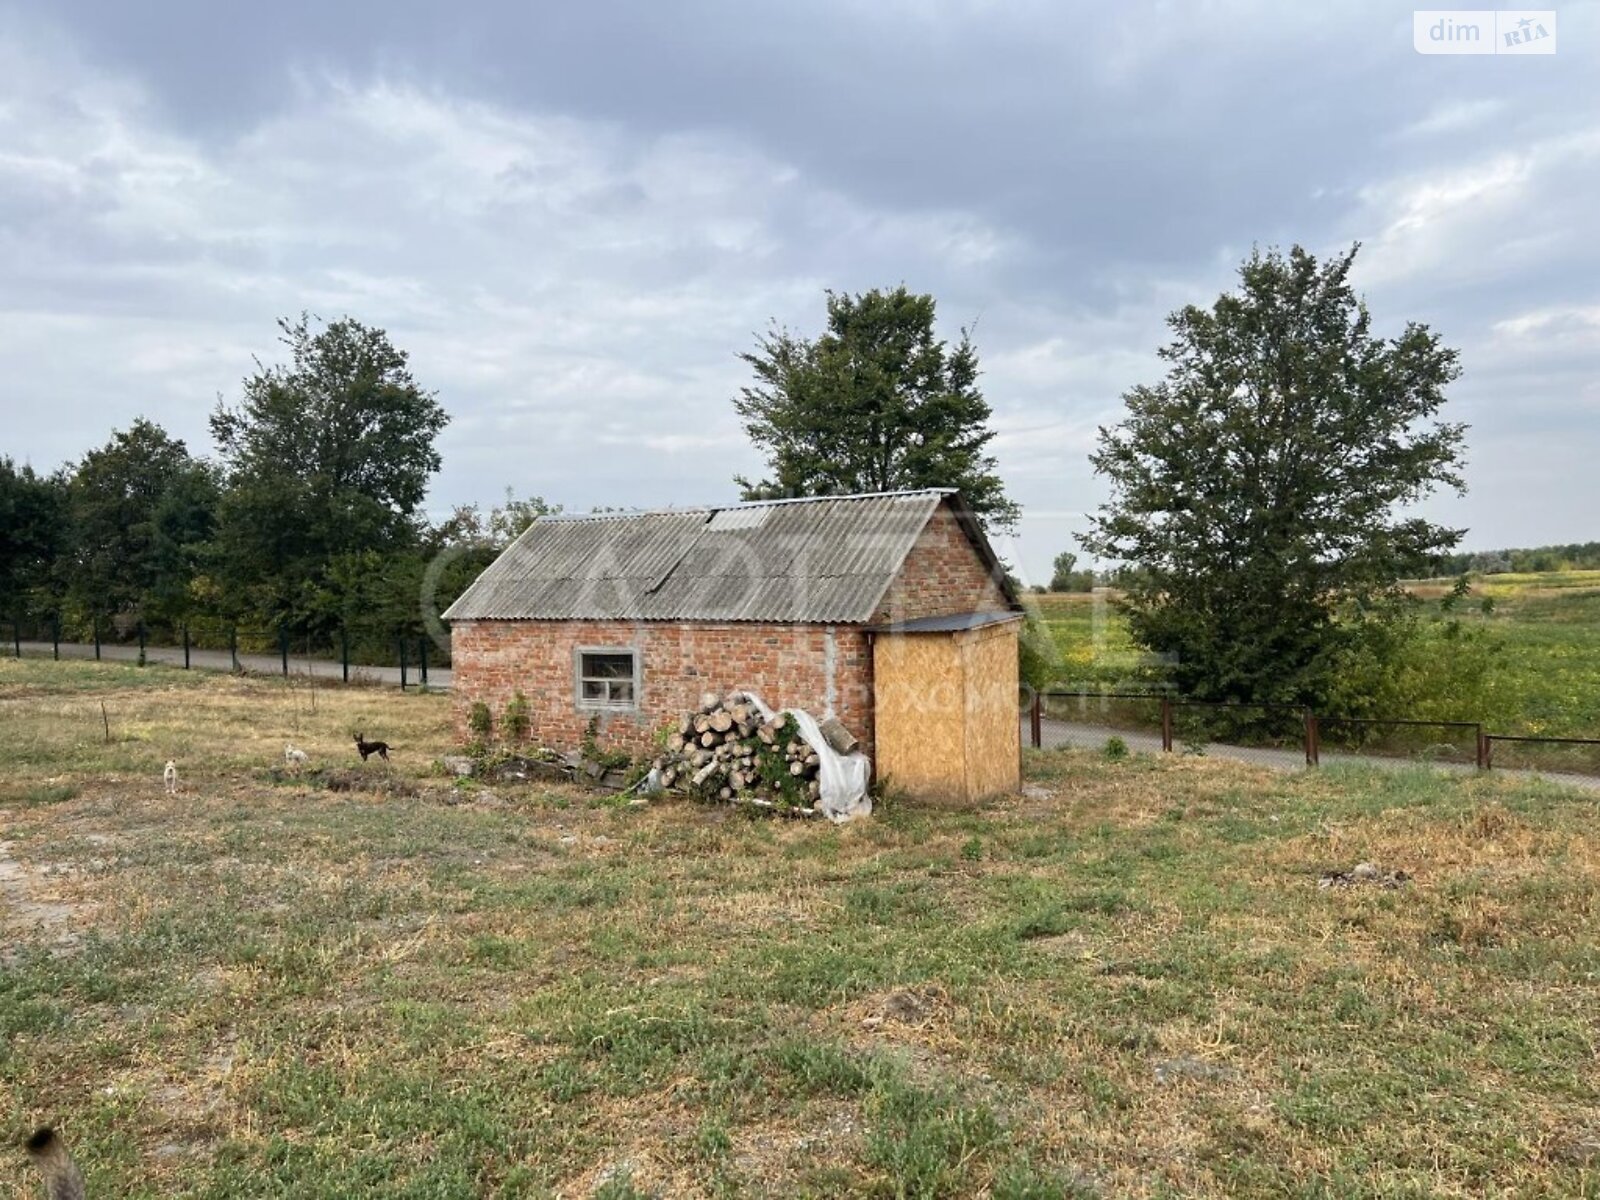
[442,489,1025,799]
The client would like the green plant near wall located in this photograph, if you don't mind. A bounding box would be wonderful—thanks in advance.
[503,692,530,742]
[467,701,493,741]
[581,714,632,771]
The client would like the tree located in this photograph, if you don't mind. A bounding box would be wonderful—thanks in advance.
[1049,551,1094,593]
[64,419,216,628]
[1080,244,1467,706]
[733,286,1019,532]
[434,489,560,553]
[0,457,68,620]
[209,315,448,630]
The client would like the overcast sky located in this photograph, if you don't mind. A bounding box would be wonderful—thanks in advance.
[2,1,1596,582]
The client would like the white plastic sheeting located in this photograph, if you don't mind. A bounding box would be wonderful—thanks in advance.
[740,691,872,822]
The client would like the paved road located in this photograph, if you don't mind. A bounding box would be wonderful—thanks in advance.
[11,641,452,689]
[1026,715,1600,794]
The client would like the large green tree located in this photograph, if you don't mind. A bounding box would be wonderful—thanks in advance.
[64,419,217,627]
[733,286,1019,531]
[1080,244,1467,706]
[209,315,448,631]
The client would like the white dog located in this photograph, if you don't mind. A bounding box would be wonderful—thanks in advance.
[163,760,177,794]
[285,743,310,768]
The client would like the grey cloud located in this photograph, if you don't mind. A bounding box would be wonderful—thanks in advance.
[1,1,1597,582]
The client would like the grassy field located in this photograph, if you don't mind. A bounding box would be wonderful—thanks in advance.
[1026,570,1600,739]
[4,660,1600,1196]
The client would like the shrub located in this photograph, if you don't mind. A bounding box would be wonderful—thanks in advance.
[503,692,531,742]
[1103,736,1129,761]
[467,701,493,740]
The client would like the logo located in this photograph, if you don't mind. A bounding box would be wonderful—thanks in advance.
[1414,10,1557,53]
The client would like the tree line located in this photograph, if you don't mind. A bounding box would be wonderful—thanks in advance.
[1430,543,1600,576]
[0,317,551,662]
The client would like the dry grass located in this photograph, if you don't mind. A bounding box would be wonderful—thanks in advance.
[3,658,1600,1197]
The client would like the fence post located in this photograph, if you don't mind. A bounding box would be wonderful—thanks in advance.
[1304,709,1319,767]
[1160,697,1174,753]
[93,615,101,661]
[419,636,428,687]
[137,622,146,667]
[183,624,191,670]
[51,615,59,661]
[398,637,408,691]
[12,619,19,659]
[1482,733,1493,772]
[341,627,350,684]
[1030,692,1042,749]
[279,627,289,677]
[229,626,239,672]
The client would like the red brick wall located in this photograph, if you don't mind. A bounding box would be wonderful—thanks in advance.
[875,499,1013,623]
[450,619,873,758]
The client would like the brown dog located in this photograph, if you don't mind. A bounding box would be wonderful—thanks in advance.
[25,1129,85,1200]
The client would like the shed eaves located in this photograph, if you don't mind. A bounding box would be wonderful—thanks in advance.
[441,489,993,624]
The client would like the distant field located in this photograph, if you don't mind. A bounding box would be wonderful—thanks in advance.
[1026,571,1600,738]
[4,659,1600,1196]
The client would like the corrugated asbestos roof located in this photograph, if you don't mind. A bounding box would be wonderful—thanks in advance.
[442,489,1010,624]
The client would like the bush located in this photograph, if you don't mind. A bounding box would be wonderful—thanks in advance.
[1324,595,1499,723]
[503,692,531,742]
[467,701,493,740]
[1103,736,1129,761]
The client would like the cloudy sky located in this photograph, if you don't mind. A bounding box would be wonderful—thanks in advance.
[2,1,1596,582]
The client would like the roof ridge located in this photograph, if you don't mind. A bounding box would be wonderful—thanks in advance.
[541,488,955,524]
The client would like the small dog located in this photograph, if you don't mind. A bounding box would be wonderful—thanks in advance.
[284,743,309,768]
[162,760,177,795]
[25,1127,85,1200]
[353,732,390,762]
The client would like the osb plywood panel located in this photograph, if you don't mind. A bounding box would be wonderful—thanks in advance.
[873,633,967,801]
[961,623,1021,800]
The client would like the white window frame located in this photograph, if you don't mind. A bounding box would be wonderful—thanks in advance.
[574,646,641,711]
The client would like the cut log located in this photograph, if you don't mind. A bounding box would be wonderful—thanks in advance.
[789,761,804,777]
[692,759,720,787]
[700,731,719,749]
[756,725,776,745]
[710,711,734,733]
[817,716,858,755]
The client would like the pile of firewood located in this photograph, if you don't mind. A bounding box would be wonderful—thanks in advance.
[649,692,851,812]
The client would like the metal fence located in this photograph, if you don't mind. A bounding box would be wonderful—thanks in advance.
[4,612,450,691]
[1025,690,1600,779]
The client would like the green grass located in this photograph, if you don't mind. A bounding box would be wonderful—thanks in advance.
[1027,571,1600,740]
[1462,572,1600,740]
[3,659,1600,1195]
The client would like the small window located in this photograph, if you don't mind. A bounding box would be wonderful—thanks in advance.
[577,649,638,710]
